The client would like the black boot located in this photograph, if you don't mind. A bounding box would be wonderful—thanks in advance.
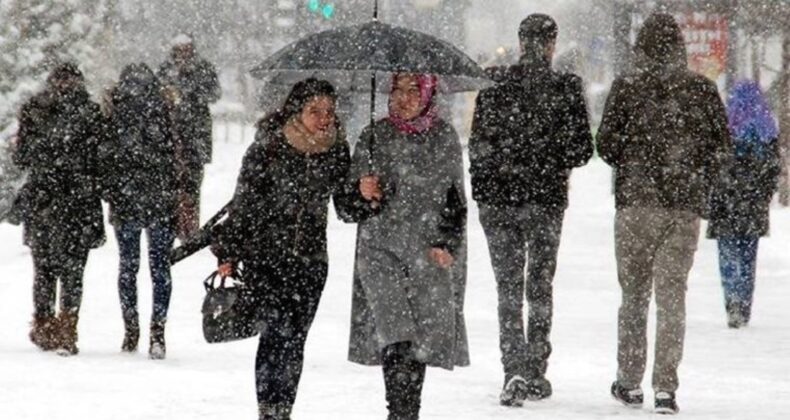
[149,321,166,360]
[121,320,140,353]
[383,342,426,420]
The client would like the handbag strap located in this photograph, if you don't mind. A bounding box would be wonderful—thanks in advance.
[203,267,245,292]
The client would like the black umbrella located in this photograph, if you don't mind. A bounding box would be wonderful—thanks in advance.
[251,0,491,165]
[169,201,231,265]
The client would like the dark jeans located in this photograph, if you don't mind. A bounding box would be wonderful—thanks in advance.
[479,203,563,380]
[254,256,327,409]
[115,221,176,325]
[32,242,89,317]
[718,236,759,320]
[382,342,427,420]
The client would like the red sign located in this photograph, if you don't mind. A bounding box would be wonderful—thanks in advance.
[677,12,729,80]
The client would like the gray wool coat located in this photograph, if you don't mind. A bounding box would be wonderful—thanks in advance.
[338,118,469,370]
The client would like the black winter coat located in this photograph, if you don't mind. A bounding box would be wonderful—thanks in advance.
[469,57,594,208]
[13,88,106,249]
[157,56,220,167]
[707,140,781,238]
[103,75,179,227]
[212,121,351,266]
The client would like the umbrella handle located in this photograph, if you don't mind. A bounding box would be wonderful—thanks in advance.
[369,71,376,173]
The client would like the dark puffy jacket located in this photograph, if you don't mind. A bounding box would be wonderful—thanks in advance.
[596,17,732,217]
[212,120,350,265]
[469,56,594,208]
[103,65,179,227]
[13,88,106,248]
[157,55,220,166]
[707,140,781,238]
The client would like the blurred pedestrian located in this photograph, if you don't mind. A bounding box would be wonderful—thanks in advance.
[469,13,594,406]
[597,13,733,414]
[157,34,220,240]
[102,63,179,358]
[212,78,350,420]
[337,72,468,420]
[13,62,107,356]
[707,80,781,328]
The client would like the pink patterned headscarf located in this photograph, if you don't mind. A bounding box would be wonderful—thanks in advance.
[386,74,439,135]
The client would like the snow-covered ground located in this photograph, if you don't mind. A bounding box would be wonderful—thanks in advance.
[1,129,789,419]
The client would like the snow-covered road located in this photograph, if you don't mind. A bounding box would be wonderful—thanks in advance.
[2,136,788,419]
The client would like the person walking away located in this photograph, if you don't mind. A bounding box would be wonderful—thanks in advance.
[468,13,594,406]
[102,63,179,358]
[336,73,468,420]
[212,78,350,420]
[158,34,220,240]
[707,80,781,328]
[13,63,107,356]
[596,13,733,415]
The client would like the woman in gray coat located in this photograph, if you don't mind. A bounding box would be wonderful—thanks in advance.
[337,73,468,420]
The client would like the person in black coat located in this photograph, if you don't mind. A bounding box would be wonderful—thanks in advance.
[157,34,221,240]
[13,62,107,356]
[707,80,781,328]
[211,78,350,420]
[102,63,179,358]
[468,14,594,405]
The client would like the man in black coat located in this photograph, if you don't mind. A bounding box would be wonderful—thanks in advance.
[469,14,594,405]
[157,34,221,240]
[13,62,107,356]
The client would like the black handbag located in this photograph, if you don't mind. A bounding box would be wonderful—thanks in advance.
[201,268,262,343]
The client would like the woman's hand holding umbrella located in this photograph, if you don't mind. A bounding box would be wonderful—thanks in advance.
[359,175,383,206]
[429,248,454,269]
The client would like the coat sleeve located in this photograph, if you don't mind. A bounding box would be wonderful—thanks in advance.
[595,77,630,167]
[13,101,44,169]
[700,80,734,200]
[334,126,380,223]
[759,139,782,200]
[212,140,268,263]
[196,61,221,104]
[432,128,467,256]
[468,90,500,202]
[557,75,594,169]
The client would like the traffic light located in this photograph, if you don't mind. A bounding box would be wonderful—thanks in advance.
[306,0,335,20]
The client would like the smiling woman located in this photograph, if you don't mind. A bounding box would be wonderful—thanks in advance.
[210,78,351,419]
[335,71,468,420]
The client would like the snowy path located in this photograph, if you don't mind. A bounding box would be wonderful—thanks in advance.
[1,139,788,419]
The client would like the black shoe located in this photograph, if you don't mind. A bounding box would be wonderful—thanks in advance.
[525,377,552,401]
[499,374,528,407]
[611,381,643,408]
[655,391,679,414]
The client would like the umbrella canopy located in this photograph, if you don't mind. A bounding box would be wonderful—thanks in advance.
[250,20,492,93]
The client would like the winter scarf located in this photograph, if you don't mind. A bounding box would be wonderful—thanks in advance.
[386,74,439,135]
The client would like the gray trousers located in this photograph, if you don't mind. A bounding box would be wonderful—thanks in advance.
[614,207,700,393]
[479,204,563,380]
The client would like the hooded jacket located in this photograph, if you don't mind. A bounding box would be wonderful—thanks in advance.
[596,14,733,217]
